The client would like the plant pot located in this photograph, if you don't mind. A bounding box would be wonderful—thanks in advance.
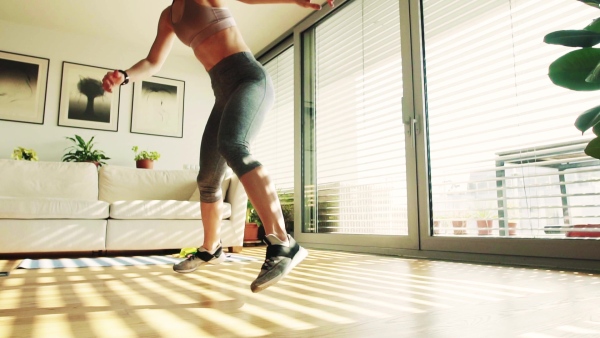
[452,220,467,235]
[501,221,518,236]
[476,220,493,236]
[433,220,441,235]
[508,221,517,236]
[136,159,154,169]
[244,222,260,242]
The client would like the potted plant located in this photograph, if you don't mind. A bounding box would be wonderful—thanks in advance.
[245,199,263,243]
[11,147,38,161]
[473,209,497,236]
[278,190,295,235]
[132,146,160,169]
[62,135,109,167]
[503,201,521,236]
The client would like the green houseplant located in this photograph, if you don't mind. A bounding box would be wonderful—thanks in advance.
[244,199,264,243]
[246,199,263,227]
[62,135,109,167]
[544,0,600,159]
[278,190,295,235]
[132,146,160,169]
[245,192,294,241]
[11,147,38,161]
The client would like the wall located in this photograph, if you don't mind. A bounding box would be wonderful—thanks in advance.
[0,19,215,170]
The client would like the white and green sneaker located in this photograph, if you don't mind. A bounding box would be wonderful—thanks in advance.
[250,234,308,293]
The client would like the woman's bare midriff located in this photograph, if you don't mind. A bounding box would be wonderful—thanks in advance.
[192,27,251,71]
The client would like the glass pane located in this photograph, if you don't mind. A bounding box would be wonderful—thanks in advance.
[423,0,600,238]
[257,47,295,233]
[303,0,407,235]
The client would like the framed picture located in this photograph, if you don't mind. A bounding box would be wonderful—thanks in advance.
[131,76,185,138]
[0,51,49,124]
[58,62,120,132]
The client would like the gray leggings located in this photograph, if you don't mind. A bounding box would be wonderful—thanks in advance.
[197,52,274,203]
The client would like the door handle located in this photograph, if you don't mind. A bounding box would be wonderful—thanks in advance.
[402,97,417,149]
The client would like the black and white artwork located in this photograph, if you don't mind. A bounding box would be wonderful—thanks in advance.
[131,76,185,138]
[0,51,49,124]
[58,62,120,131]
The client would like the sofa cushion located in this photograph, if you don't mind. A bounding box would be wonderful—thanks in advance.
[0,197,109,219]
[0,220,107,253]
[109,200,232,219]
[0,160,99,200]
[99,165,197,203]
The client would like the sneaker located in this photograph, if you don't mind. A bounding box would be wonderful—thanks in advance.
[250,234,308,293]
[173,244,226,273]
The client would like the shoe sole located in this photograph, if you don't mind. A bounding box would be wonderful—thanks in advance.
[173,252,227,274]
[251,246,308,293]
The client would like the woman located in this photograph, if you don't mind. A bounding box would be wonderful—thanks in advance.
[102,0,333,293]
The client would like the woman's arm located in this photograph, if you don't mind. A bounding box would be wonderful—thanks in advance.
[237,0,334,10]
[102,7,176,93]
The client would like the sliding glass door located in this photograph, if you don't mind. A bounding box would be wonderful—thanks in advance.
[294,0,420,251]
[418,0,600,260]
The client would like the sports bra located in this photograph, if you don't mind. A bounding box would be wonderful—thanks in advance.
[170,0,237,49]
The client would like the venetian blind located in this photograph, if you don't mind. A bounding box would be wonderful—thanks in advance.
[312,0,407,235]
[254,47,295,191]
[423,0,600,238]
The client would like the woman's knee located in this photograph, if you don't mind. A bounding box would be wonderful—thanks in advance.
[196,171,223,203]
[217,141,261,177]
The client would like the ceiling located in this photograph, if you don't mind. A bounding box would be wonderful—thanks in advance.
[0,0,323,58]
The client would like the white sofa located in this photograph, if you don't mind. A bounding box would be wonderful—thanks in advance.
[0,159,247,254]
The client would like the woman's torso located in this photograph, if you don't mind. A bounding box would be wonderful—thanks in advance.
[169,0,250,70]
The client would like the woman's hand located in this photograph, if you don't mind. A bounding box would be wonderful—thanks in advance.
[295,0,334,10]
[102,70,124,93]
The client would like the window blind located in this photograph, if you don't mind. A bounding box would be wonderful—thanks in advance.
[254,47,295,193]
[423,0,600,238]
[310,0,407,235]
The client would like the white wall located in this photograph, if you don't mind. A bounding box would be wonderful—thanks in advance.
[0,19,215,170]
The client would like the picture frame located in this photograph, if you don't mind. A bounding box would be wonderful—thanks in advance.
[58,62,120,132]
[131,76,185,138]
[0,50,49,125]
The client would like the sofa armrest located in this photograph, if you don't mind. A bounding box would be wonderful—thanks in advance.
[224,174,247,228]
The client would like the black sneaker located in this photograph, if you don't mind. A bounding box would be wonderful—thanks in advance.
[173,245,226,273]
[250,234,308,293]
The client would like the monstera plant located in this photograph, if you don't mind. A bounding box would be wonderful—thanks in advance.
[544,0,600,159]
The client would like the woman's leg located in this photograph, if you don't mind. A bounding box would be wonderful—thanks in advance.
[215,56,307,293]
[216,68,287,240]
[239,166,287,242]
[173,105,228,274]
[197,104,229,252]
[200,200,223,251]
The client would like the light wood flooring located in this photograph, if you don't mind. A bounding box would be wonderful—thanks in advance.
[1,247,600,338]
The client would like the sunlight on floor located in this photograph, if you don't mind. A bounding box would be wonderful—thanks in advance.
[1,247,600,337]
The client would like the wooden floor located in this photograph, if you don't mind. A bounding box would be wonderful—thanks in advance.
[1,247,600,338]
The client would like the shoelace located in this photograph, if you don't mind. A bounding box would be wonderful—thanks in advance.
[261,257,277,270]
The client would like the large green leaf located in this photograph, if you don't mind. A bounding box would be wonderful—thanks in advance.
[575,105,600,133]
[544,30,600,47]
[549,48,600,90]
[586,60,600,82]
[584,137,600,159]
[584,17,600,33]
[579,0,600,9]
[594,123,600,136]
